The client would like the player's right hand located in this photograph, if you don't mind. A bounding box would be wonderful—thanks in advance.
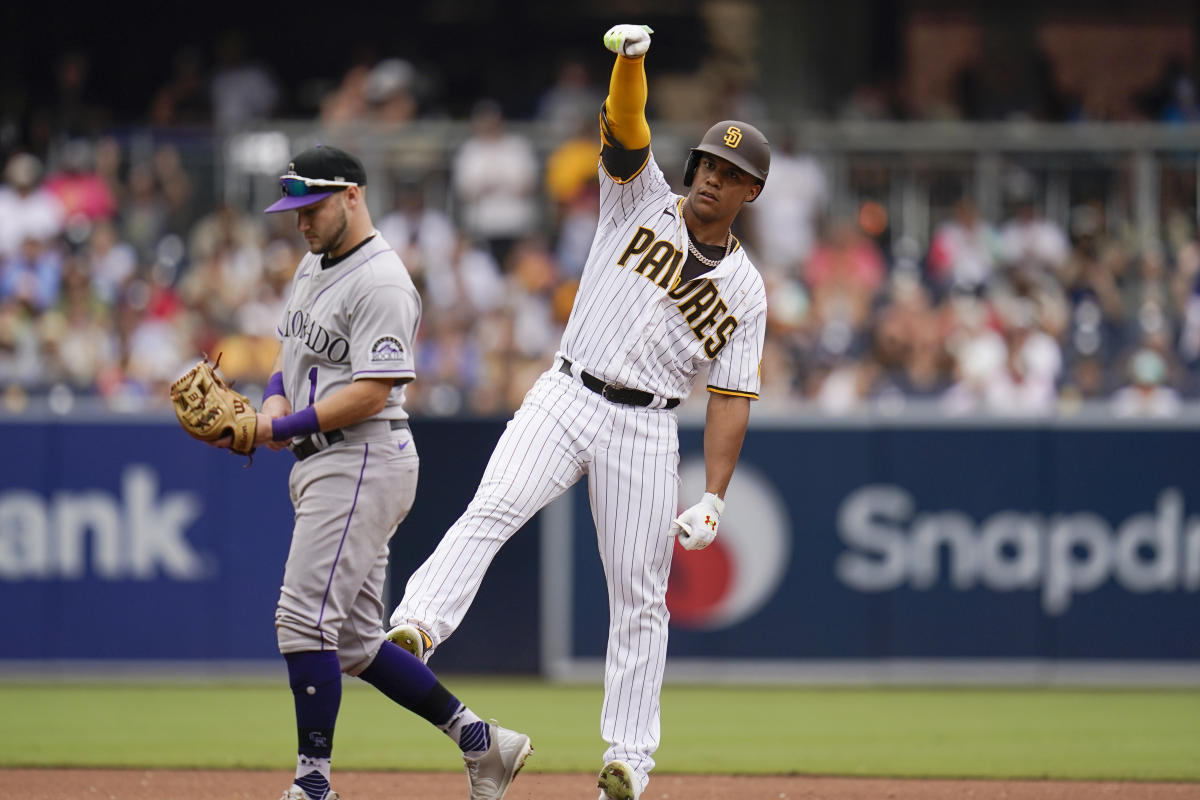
[669,492,724,551]
[604,24,653,57]
[261,395,293,450]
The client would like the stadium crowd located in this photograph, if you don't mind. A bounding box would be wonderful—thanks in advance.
[2,128,1197,421]
[2,45,1200,419]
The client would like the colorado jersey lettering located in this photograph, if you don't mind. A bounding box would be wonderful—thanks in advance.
[276,232,421,420]
[559,152,766,400]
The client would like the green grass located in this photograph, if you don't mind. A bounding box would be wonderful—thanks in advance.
[2,680,1198,780]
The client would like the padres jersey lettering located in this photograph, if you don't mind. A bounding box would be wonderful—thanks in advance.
[563,176,765,394]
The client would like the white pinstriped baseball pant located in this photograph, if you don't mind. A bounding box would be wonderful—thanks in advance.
[395,365,679,784]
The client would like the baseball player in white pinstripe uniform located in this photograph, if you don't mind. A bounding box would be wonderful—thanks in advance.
[250,145,530,800]
[388,25,769,800]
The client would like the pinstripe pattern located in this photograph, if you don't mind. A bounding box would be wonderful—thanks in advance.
[396,369,678,780]
[394,138,765,791]
[560,155,766,400]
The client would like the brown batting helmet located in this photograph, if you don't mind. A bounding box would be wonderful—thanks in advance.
[683,120,770,198]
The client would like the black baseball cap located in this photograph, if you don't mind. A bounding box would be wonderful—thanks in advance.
[264,145,367,213]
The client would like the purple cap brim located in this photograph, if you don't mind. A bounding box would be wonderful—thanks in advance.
[264,191,333,213]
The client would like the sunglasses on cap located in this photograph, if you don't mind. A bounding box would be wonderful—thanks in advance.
[279,175,358,197]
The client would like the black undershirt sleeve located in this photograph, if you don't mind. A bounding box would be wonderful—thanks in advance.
[599,106,650,183]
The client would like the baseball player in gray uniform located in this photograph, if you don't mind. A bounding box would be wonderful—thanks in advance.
[250,145,531,800]
[387,26,769,800]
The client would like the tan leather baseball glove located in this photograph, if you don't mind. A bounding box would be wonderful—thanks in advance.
[169,356,257,455]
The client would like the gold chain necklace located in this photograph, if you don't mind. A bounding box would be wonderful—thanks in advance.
[686,229,732,268]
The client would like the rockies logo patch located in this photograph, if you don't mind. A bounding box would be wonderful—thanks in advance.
[369,335,405,363]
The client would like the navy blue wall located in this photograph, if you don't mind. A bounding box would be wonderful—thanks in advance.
[2,419,1197,671]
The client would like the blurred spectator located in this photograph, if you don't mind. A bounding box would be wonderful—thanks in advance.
[38,51,107,145]
[365,59,419,124]
[1139,56,1200,123]
[234,237,298,339]
[1120,245,1176,348]
[210,31,280,129]
[320,58,373,124]
[0,154,66,259]
[1058,353,1110,414]
[421,234,506,318]
[46,258,116,390]
[1060,231,1126,363]
[119,162,168,262]
[452,100,540,270]
[926,196,998,296]
[535,60,604,139]
[43,139,118,223]
[84,220,137,305]
[152,144,196,237]
[998,190,1069,277]
[1111,347,1181,417]
[377,180,457,286]
[743,134,828,278]
[0,299,41,388]
[803,219,887,359]
[414,314,482,417]
[506,235,562,360]
[814,356,881,415]
[543,119,600,278]
[944,297,1061,416]
[875,273,952,398]
[149,47,211,126]
[0,235,62,311]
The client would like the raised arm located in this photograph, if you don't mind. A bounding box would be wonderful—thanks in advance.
[600,24,654,181]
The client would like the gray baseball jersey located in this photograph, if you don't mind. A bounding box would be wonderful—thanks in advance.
[274,232,422,675]
[276,232,420,421]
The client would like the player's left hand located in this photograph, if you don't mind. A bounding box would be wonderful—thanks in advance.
[669,492,724,551]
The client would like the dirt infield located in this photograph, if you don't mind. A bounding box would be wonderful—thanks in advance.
[4,769,1198,800]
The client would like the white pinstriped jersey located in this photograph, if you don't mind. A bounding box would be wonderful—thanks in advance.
[276,231,420,421]
[559,152,767,401]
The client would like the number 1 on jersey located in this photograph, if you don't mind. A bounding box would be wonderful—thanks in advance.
[308,366,318,406]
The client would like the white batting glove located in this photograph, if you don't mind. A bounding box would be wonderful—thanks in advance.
[604,24,654,57]
[669,492,724,551]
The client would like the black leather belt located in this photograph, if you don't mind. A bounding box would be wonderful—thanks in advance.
[558,358,680,409]
[292,419,409,461]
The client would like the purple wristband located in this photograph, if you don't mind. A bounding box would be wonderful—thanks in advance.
[264,371,285,401]
[271,405,321,442]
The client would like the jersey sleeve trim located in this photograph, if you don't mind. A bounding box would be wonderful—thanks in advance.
[353,369,416,378]
[707,385,759,400]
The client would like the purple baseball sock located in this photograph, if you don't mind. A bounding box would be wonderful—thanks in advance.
[358,642,489,754]
[285,651,342,759]
[358,640,440,710]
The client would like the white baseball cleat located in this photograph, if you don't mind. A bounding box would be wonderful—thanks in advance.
[279,785,339,800]
[597,760,642,800]
[385,622,432,662]
[464,721,533,800]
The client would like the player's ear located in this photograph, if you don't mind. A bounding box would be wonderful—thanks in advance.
[744,182,762,203]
